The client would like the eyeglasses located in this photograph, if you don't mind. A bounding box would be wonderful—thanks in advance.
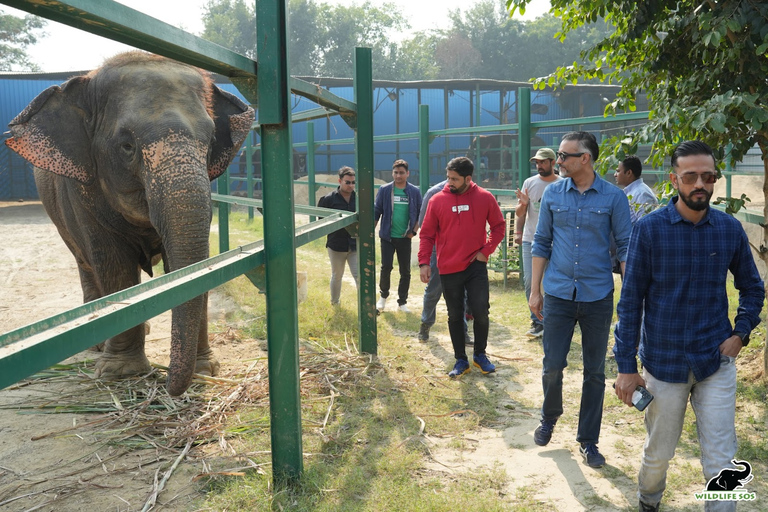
[675,172,718,185]
[344,180,355,185]
[556,151,585,161]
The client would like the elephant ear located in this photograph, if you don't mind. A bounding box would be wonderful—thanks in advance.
[5,77,94,184]
[208,86,255,181]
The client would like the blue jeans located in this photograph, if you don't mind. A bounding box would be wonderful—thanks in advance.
[522,242,542,327]
[379,237,411,305]
[421,249,468,335]
[540,293,613,444]
[440,260,489,360]
[639,359,738,511]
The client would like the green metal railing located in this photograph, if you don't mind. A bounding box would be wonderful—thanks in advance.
[0,0,375,483]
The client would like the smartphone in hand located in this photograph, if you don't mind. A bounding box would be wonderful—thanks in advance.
[631,386,654,411]
[613,382,654,411]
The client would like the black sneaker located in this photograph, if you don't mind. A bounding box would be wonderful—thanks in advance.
[418,323,430,342]
[533,418,557,446]
[639,501,659,512]
[580,443,606,468]
[526,322,544,338]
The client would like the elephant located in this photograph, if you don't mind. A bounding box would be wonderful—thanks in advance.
[705,459,753,491]
[5,51,255,396]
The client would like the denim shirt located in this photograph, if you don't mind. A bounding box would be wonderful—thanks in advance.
[614,198,765,383]
[532,172,632,302]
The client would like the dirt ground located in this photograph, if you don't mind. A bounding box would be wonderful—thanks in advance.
[0,200,765,511]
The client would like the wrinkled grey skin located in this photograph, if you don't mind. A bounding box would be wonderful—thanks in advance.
[5,51,255,396]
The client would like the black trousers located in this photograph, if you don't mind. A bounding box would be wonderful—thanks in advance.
[440,260,490,360]
[379,237,412,305]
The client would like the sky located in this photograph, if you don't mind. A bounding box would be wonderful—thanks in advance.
[2,0,551,73]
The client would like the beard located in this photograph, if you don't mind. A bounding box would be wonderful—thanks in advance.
[679,187,712,211]
[450,184,468,194]
[538,167,553,177]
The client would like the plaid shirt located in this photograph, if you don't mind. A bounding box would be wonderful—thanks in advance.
[614,197,764,383]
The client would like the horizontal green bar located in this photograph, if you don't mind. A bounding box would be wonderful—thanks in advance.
[211,193,362,221]
[290,77,356,117]
[291,107,339,124]
[0,205,360,391]
[431,124,520,137]
[531,111,650,129]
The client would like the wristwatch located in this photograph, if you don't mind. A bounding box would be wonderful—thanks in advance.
[732,331,750,346]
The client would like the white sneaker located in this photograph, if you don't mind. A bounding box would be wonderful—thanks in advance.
[376,296,387,310]
[398,304,411,313]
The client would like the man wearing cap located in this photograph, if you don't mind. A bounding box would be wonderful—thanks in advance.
[318,166,358,305]
[515,148,561,338]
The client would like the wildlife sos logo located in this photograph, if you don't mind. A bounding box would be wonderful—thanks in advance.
[694,459,756,502]
[451,204,470,214]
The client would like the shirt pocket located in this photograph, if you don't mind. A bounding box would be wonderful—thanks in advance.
[552,205,570,227]
[588,206,613,230]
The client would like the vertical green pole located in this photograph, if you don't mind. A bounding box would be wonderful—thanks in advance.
[256,0,303,482]
[246,131,254,221]
[308,123,316,222]
[354,47,377,355]
[518,87,531,189]
[419,105,430,195]
[517,87,531,288]
[218,168,230,254]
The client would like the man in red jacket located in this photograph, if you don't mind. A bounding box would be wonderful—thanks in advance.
[419,157,506,377]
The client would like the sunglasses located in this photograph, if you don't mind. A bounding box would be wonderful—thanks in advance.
[555,151,585,160]
[344,180,355,185]
[675,172,718,185]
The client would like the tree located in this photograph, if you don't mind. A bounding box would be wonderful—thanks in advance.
[507,0,768,373]
[0,11,46,72]
[201,0,408,78]
[441,0,612,81]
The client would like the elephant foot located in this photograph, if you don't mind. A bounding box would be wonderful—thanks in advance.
[195,350,220,377]
[94,352,152,379]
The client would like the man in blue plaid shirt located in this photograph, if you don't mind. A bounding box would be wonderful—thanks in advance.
[614,140,764,512]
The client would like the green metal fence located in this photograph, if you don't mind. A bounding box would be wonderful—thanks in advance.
[0,0,375,483]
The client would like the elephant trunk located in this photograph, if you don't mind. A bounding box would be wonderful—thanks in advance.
[143,136,213,396]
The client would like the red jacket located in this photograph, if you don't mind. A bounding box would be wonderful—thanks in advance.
[418,181,506,274]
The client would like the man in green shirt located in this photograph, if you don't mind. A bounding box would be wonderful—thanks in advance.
[374,159,423,313]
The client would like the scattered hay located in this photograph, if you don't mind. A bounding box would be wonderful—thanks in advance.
[0,335,392,511]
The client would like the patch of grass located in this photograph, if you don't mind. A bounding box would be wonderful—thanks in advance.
[196,216,768,510]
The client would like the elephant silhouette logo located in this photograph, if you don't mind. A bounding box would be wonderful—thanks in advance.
[706,460,753,491]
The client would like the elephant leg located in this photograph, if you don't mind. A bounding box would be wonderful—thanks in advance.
[77,264,107,352]
[194,293,220,376]
[92,259,152,379]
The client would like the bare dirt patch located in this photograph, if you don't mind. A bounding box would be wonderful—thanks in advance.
[0,201,268,511]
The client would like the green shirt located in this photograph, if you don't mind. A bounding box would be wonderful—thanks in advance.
[390,186,410,238]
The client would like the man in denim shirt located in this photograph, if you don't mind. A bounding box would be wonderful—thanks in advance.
[614,141,764,512]
[529,131,632,468]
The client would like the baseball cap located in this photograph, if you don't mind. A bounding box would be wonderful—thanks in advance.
[530,148,556,162]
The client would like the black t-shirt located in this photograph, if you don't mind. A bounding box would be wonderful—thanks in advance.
[317,188,356,252]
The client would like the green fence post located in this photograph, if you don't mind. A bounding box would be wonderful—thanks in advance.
[517,87,531,288]
[308,123,317,222]
[218,168,230,254]
[256,0,303,483]
[419,105,430,195]
[354,47,377,355]
[246,131,255,221]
